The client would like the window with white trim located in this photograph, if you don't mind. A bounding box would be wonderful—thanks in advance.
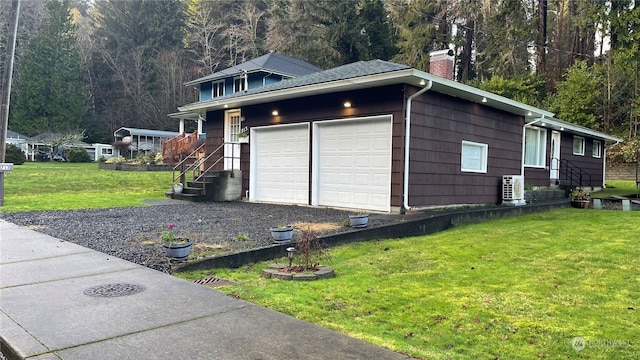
[573,136,585,156]
[233,77,246,93]
[101,148,113,155]
[212,80,225,98]
[524,127,547,167]
[461,141,488,173]
[592,140,602,158]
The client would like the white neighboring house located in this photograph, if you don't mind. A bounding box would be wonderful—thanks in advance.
[5,130,29,157]
[24,132,113,162]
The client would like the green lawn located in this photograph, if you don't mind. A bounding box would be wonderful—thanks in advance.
[0,162,169,212]
[594,180,639,198]
[177,209,639,359]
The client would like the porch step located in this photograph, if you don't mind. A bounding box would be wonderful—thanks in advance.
[167,170,242,202]
[171,192,207,202]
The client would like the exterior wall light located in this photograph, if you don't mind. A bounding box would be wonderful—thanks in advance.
[343,101,352,108]
[272,110,279,116]
[481,97,487,103]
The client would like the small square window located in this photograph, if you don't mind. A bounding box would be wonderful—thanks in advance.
[461,140,488,173]
[573,136,585,156]
[592,140,602,158]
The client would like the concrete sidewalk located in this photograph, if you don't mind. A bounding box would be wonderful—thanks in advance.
[0,220,411,360]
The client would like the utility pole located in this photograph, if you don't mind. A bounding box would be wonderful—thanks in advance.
[0,0,21,206]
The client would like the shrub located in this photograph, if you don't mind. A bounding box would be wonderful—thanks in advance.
[105,156,125,164]
[66,147,91,163]
[97,155,107,163]
[4,144,26,165]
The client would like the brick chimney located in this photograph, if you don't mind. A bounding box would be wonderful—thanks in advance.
[429,49,455,80]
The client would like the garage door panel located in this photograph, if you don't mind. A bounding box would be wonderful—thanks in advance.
[316,117,391,212]
[253,124,309,204]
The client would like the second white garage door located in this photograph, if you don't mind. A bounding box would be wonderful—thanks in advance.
[313,116,392,212]
[250,123,310,205]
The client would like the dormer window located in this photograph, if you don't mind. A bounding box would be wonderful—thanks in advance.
[233,76,246,93]
[212,80,224,98]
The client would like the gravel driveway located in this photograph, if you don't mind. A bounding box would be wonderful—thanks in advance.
[1,201,399,273]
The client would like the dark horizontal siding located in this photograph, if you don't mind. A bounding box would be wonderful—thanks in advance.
[407,90,523,207]
[206,85,406,203]
[560,133,603,188]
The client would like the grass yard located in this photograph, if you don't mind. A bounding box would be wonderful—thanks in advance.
[177,209,639,359]
[594,180,639,198]
[0,162,169,212]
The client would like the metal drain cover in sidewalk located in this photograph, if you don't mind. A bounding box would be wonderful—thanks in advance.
[193,277,239,288]
[83,283,145,297]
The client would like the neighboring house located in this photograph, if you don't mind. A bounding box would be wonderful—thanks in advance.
[5,130,28,155]
[169,52,323,136]
[174,51,621,213]
[24,133,113,162]
[114,127,179,159]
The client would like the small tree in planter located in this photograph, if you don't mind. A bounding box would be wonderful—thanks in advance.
[290,228,329,272]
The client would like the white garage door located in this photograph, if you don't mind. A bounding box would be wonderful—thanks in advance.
[314,116,392,212]
[250,123,309,204]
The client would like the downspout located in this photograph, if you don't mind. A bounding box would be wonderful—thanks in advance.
[403,80,433,212]
[521,116,545,179]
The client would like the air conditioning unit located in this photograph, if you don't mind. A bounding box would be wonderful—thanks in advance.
[502,175,525,206]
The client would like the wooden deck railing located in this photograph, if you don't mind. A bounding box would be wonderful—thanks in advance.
[162,131,201,164]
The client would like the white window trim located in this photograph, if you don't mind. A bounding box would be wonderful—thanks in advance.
[233,76,246,93]
[524,127,547,168]
[461,140,488,173]
[212,80,225,98]
[573,136,585,156]
[592,140,602,158]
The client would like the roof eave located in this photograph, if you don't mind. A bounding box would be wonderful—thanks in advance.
[525,117,622,142]
[184,69,297,87]
[178,69,418,113]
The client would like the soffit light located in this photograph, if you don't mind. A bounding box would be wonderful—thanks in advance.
[343,101,352,108]
[271,110,279,116]
[481,97,487,103]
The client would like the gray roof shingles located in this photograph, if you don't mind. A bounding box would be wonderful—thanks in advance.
[189,60,410,105]
[186,52,323,85]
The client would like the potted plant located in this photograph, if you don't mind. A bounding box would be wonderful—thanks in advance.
[569,188,591,209]
[270,225,294,243]
[173,183,184,194]
[348,210,369,228]
[161,224,192,259]
[237,131,249,143]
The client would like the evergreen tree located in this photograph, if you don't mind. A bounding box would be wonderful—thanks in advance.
[389,0,450,71]
[551,61,601,129]
[9,0,86,137]
[90,0,188,132]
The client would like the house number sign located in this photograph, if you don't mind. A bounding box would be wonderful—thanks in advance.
[0,163,13,172]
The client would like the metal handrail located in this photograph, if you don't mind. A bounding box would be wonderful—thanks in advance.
[172,142,241,196]
[558,158,592,189]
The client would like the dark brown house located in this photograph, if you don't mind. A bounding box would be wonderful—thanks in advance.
[173,58,621,213]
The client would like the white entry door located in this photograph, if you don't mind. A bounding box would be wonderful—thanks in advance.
[250,123,310,204]
[550,131,561,181]
[313,116,392,212]
[224,110,242,170]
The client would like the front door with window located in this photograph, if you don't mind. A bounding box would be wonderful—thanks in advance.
[550,131,561,181]
[224,110,242,170]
